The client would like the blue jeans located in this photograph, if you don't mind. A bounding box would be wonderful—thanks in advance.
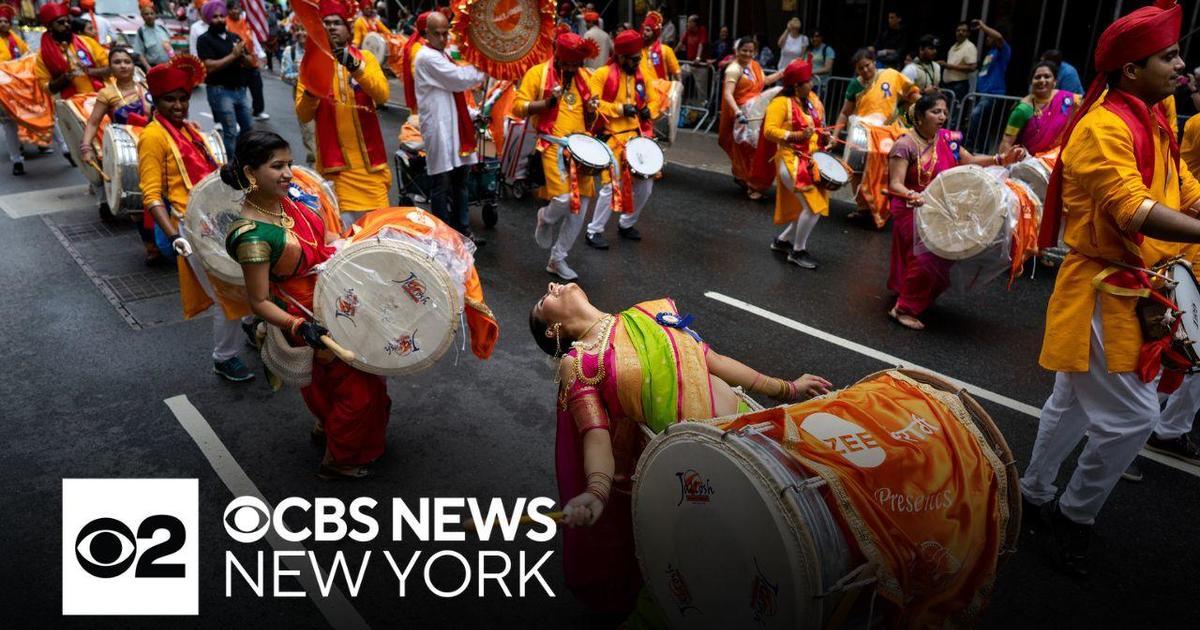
[206,85,254,156]
[430,164,471,233]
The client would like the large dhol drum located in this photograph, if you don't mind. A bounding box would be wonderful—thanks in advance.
[361,32,389,67]
[624,136,664,178]
[102,124,141,213]
[633,369,1019,629]
[564,133,612,175]
[55,96,102,187]
[184,165,333,286]
[733,86,782,147]
[313,209,471,376]
[917,165,1010,260]
[1007,156,1051,201]
[652,79,683,144]
[1140,261,1200,366]
[841,113,886,172]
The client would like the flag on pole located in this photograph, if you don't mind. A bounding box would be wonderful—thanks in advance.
[242,0,270,42]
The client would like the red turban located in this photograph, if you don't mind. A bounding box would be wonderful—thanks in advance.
[781,59,813,86]
[318,0,355,21]
[554,32,598,63]
[80,0,94,11]
[415,11,429,33]
[1095,0,1183,73]
[358,0,373,9]
[0,4,16,20]
[613,29,641,56]
[147,65,192,97]
[38,2,68,26]
[642,11,662,34]
[583,11,599,23]
[439,6,452,21]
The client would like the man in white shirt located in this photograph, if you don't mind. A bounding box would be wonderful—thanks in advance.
[582,11,610,69]
[939,20,977,102]
[902,34,942,93]
[188,16,208,56]
[414,11,486,244]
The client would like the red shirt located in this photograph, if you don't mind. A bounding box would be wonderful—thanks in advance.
[681,26,707,60]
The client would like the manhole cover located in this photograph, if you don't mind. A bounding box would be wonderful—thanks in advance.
[56,221,122,243]
[103,271,180,302]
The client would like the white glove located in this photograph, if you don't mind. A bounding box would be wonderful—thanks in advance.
[172,235,193,257]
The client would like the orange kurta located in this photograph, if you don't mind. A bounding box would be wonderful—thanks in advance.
[1040,96,1200,373]
[512,61,598,199]
[34,35,107,96]
[763,92,829,223]
[718,60,765,185]
[0,31,28,62]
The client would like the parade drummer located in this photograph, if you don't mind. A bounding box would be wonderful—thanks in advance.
[413,11,486,244]
[0,3,30,176]
[756,59,829,270]
[718,37,780,201]
[639,11,679,82]
[528,282,831,613]
[584,29,658,250]
[997,61,1078,156]
[34,2,108,167]
[514,32,606,281]
[398,11,429,111]
[140,61,256,383]
[1022,0,1200,578]
[296,0,391,229]
[352,0,391,47]
[884,92,1024,331]
[224,130,391,480]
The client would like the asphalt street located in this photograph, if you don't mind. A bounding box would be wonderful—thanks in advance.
[1,72,1198,629]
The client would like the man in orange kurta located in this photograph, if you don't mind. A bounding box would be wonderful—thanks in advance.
[1022,0,1200,578]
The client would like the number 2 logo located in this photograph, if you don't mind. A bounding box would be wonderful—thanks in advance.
[74,515,187,579]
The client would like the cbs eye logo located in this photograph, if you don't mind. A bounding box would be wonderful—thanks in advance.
[74,515,187,578]
[223,496,271,542]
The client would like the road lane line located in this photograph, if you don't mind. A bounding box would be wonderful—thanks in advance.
[705,291,1200,479]
[165,395,372,630]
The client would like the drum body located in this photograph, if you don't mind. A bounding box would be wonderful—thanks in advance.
[314,231,464,376]
[1008,156,1051,201]
[734,86,781,148]
[361,32,389,67]
[813,151,850,191]
[564,133,611,175]
[102,124,141,213]
[624,136,664,178]
[55,97,103,188]
[918,165,1009,260]
[841,114,885,173]
[1168,262,1200,364]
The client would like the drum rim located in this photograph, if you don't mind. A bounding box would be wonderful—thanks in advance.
[102,124,139,213]
[633,421,831,628]
[184,171,252,286]
[813,151,849,181]
[917,164,1008,260]
[56,98,104,188]
[625,136,664,175]
[565,133,611,169]
[314,238,463,376]
[1168,262,1200,362]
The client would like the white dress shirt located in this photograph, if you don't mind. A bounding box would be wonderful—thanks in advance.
[413,46,485,175]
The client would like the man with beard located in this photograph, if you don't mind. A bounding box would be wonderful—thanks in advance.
[196,0,255,155]
[584,29,657,249]
[640,10,679,82]
[34,2,107,168]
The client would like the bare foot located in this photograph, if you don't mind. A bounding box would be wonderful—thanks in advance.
[889,306,925,330]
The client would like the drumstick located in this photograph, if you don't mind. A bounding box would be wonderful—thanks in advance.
[87,159,109,181]
[320,335,357,363]
[463,511,565,532]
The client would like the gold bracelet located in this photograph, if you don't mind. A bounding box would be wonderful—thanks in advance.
[776,378,790,399]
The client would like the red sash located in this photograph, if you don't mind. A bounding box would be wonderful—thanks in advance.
[749,94,823,192]
[38,34,102,98]
[5,34,21,59]
[400,34,424,109]
[314,49,387,171]
[444,50,477,156]
[535,62,593,138]
[601,61,652,137]
[648,40,665,78]
[156,116,217,187]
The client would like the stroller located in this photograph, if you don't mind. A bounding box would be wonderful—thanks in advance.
[393,115,501,228]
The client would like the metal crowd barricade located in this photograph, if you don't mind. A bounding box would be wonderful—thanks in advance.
[937,87,959,124]
[818,76,853,115]
[953,92,1024,155]
[677,60,717,134]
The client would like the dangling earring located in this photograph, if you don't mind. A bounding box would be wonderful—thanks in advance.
[547,323,563,359]
[246,175,258,193]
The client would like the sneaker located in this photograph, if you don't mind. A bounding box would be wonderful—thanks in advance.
[1145,433,1200,463]
[11,162,23,176]
[770,238,791,252]
[1021,495,1049,533]
[254,112,271,120]
[585,232,609,249]
[1047,502,1091,579]
[1121,461,1144,482]
[534,207,554,249]
[213,357,255,382]
[618,226,642,241]
[63,151,76,167]
[38,145,53,154]
[546,259,579,280]
[787,250,819,269]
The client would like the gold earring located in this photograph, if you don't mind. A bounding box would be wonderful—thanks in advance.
[547,323,563,358]
[247,175,258,193]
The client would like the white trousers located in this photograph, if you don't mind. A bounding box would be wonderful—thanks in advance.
[776,162,821,251]
[180,223,253,362]
[0,113,21,163]
[587,177,651,234]
[543,186,605,262]
[1157,372,1200,439]
[1020,302,1159,525]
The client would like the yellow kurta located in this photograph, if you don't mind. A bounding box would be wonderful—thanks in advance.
[587,63,660,174]
[352,16,391,47]
[0,32,28,62]
[764,92,829,223]
[1181,114,1200,181]
[34,35,107,95]
[1040,97,1200,373]
[138,119,250,320]
[853,68,915,121]
[296,50,391,212]
[513,61,598,199]
[640,43,679,82]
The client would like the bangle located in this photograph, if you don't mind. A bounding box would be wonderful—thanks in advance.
[775,378,789,399]
[289,317,304,335]
[787,381,798,401]
[749,371,765,393]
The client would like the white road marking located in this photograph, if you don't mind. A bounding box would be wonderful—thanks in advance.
[705,291,1200,479]
[199,112,213,119]
[165,396,372,630]
[0,185,92,218]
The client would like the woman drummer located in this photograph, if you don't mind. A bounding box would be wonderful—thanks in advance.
[997,61,1077,156]
[223,130,391,480]
[529,282,831,612]
[717,37,782,200]
[885,92,1025,330]
[79,48,156,261]
[756,59,829,270]
[140,60,257,382]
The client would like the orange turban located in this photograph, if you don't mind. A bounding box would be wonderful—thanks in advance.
[38,2,68,25]
[318,0,355,21]
[642,10,662,34]
[613,29,641,56]
[80,0,94,12]
[554,32,598,63]
[781,59,813,86]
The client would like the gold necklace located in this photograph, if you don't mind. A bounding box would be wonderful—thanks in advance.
[572,315,616,386]
[573,314,615,353]
[245,197,295,230]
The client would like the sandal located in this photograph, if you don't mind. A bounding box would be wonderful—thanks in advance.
[317,463,371,480]
[888,306,925,331]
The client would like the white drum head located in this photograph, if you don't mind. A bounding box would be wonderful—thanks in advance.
[185,172,251,285]
[314,238,463,376]
[625,136,664,177]
[634,422,847,630]
[565,134,611,170]
[918,165,1008,260]
[1008,156,1050,201]
[1171,262,1200,351]
[204,129,228,165]
[813,152,848,184]
[56,98,103,188]
[362,33,388,66]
